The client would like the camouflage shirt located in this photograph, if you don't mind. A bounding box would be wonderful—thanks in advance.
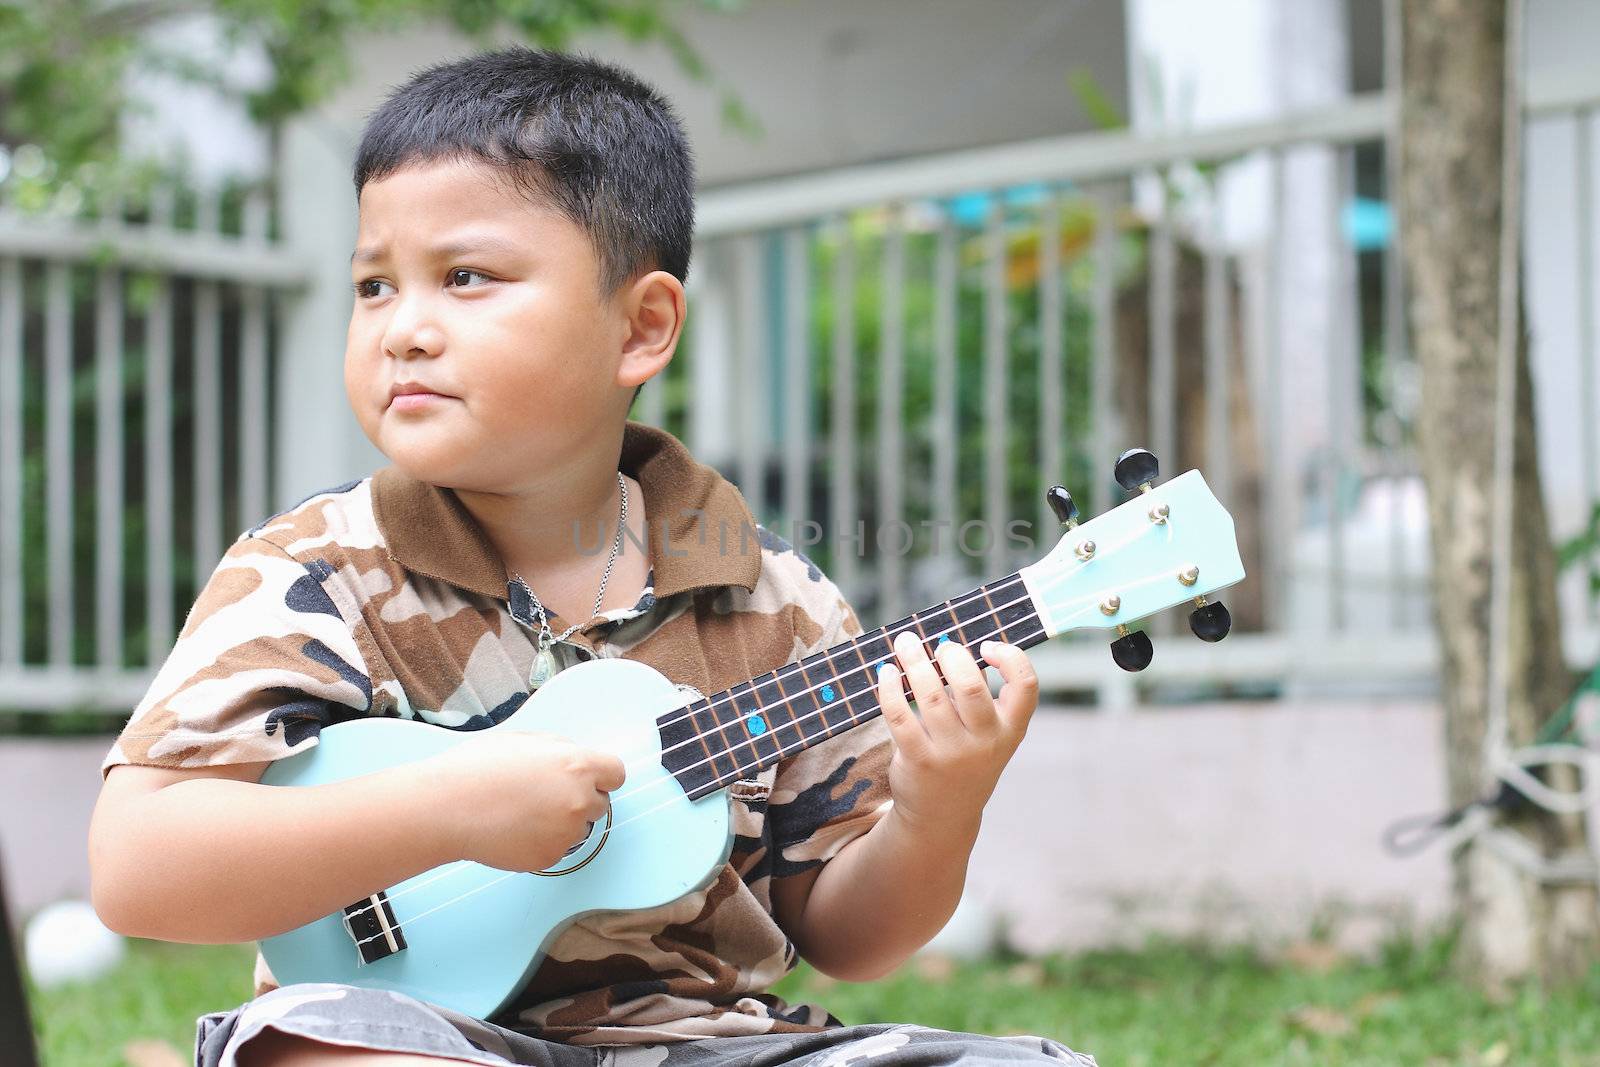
[101,420,894,1044]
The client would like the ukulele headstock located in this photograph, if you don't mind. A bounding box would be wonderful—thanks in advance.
[1019,448,1246,671]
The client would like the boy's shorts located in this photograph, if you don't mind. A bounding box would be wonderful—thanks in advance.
[194,983,1098,1066]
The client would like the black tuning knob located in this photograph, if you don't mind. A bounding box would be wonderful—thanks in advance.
[1189,600,1231,642]
[1045,485,1079,526]
[1114,447,1159,492]
[1110,627,1153,672]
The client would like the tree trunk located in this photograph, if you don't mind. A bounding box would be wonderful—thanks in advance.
[1398,0,1600,988]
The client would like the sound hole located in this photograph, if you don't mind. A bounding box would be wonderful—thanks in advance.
[535,803,612,877]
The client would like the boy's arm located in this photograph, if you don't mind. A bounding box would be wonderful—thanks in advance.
[771,635,1038,982]
[90,760,460,943]
[90,730,623,945]
[88,532,464,944]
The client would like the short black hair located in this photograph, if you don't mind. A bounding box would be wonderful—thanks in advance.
[352,46,695,301]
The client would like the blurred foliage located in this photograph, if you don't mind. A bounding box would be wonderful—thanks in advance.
[1558,501,1600,604]
[0,0,757,217]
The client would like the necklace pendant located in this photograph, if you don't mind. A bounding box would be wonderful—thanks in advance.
[529,646,557,689]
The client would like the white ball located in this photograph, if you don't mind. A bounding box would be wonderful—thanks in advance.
[23,899,126,988]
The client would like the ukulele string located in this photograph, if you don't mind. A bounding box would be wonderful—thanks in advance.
[341,521,1174,923]
[340,584,1065,921]
[346,565,1174,943]
[588,559,1177,818]
[599,515,1157,773]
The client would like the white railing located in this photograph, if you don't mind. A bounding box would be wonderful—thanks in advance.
[0,183,308,711]
[668,72,1600,704]
[3,73,1598,712]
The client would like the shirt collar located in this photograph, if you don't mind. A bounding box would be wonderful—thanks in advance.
[371,420,762,602]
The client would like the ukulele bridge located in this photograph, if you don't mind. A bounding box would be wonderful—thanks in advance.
[342,889,407,965]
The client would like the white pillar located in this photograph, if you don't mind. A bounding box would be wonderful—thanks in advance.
[273,115,387,514]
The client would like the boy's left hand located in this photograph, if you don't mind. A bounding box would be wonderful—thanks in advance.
[876,631,1039,837]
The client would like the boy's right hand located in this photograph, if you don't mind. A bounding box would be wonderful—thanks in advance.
[418,730,626,874]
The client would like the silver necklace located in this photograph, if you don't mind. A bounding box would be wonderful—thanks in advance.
[512,471,628,689]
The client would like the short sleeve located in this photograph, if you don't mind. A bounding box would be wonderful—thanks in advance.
[100,534,377,780]
[766,593,894,880]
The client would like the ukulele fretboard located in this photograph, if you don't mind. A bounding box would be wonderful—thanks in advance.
[657,572,1046,799]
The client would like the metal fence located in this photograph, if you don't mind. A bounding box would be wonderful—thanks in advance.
[3,75,1598,713]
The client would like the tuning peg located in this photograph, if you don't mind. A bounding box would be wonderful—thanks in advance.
[1114,447,1159,493]
[1189,598,1231,642]
[1045,485,1079,528]
[1110,624,1153,672]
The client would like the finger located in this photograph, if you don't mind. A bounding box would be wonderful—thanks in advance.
[936,639,999,738]
[877,660,932,762]
[591,753,626,792]
[893,631,964,741]
[980,641,1039,737]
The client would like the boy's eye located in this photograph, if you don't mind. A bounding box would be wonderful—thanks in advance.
[350,269,491,299]
[447,268,491,288]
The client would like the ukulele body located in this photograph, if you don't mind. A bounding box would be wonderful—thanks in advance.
[257,658,733,1020]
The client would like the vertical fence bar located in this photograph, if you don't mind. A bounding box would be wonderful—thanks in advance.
[0,256,20,667]
[687,241,733,466]
[1038,189,1064,544]
[734,233,765,513]
[1092,187,1118,519]
[933,210,959,571]
[1328,148,1354,634]
[830,215,859,601]
[782,224,811,535]
[878,207,906,621]
[95,192,126,673]
[1149,172,1177,486]
[46,259,73,669]
[1204,181,1233,511]
[1577,106,1599,621]
[1264,149,1289,634]
[145,186,176,665]
[983,194,1008,579]
[193,188,223,578]
[240,190,272,529]
[1148,172,1177,637]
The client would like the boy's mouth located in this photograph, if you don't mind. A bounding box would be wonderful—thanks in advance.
[389,380,457,411]
[390,392,453,413]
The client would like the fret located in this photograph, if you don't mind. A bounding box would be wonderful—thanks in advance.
[795,645,861,745]
[930,597,967,647]
[790,654,834,749]
[951,584,998,644]
[992,576,1046,648]
[657,699,719,797]
[853,626,895,673]
[749,676,793,767]
[977,579,1021,648]
[723,681,774,777]
[759,665,804,755]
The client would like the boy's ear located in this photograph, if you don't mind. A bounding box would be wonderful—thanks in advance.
[616,270,685,389]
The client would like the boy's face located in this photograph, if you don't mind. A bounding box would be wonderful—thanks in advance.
[345,157,632,491]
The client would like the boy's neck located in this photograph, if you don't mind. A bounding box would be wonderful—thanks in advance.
[451,433,649,625]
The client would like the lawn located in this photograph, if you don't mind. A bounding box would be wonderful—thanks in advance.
[25,934,1600,1067]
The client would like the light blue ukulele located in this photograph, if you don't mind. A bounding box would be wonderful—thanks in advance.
[259,448,1245,1018]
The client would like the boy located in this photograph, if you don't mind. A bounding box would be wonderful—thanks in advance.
[88,46,1095,1067]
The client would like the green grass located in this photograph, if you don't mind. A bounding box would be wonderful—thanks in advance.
[27,941,256,1067]
[26,935,1600,1066]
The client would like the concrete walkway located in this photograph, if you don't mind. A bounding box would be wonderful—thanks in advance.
[0,701,1452,951]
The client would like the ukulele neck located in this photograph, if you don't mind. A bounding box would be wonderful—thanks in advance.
[658,572,1047,800]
